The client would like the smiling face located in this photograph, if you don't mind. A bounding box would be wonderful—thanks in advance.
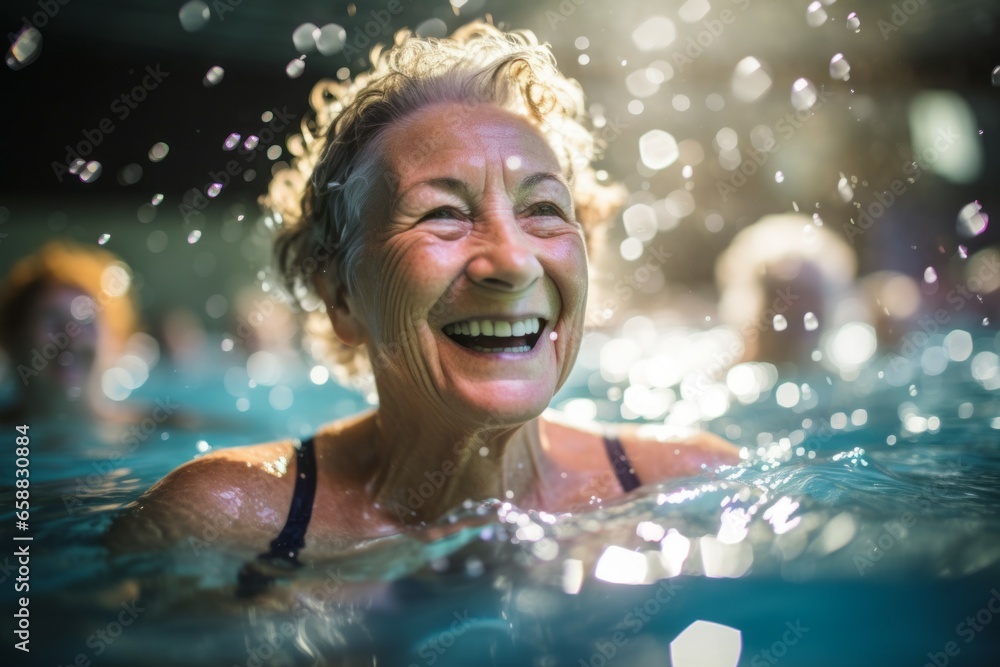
[340,101,588,426]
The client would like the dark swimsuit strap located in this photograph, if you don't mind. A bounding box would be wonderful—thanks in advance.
[237,436,318,597]
[603,433,642,492]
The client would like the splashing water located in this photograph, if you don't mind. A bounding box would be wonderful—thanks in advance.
[223,133,241,150]
[806,1,828,28]
[286,58,306,79]
[151,193,164,206]
[829,53,850,81]
[775,171,785,183]
[97,233,111,245]
[148,142,169,162]
[731,56,772,102]
[315,24,347,56]
[846,12,861,32]
[804,312,819,331]
[773,314,788,331]
[791,78,819,111]
[178,1,210,32]
[638,130,679,170]
[187,230,203,244]
[243,135,259,150]
[5,26,42,70]
[924,267,938,284]
[292,23,319,53]
[207,183,223,198]
[957,201,989,237]
[203,65,225,87]
[79,161,102,183]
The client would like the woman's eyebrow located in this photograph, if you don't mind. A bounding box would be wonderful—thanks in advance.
[517,172,571,198]
[395,177,470,203]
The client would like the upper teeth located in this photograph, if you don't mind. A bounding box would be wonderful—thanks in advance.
[444,317,541,338]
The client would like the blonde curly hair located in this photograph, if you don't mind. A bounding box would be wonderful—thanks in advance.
[266,20,623,388]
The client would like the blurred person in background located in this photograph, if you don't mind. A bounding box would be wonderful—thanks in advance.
[715,213,857,368]
[0,240,138,423]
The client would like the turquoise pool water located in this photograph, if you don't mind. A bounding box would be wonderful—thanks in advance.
[5,330,1000,666]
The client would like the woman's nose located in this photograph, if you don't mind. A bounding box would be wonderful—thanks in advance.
[465,214,543,293]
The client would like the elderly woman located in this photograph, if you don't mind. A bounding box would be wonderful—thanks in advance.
[112,22,737,561]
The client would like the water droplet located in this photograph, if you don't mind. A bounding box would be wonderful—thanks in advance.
[187,229,203,244]
[315,24,347,56]
[243,135,259,150]
[829,53,851,81]
[286,57,306,79]
[68,159,86,175]
[97,233,111,245]
[812,213,824,226]
[773,314,788,331]
[924,266,938,284]
[223,132,241,150]
[178,1,210,32]
[957,201,989,237]
[292,23,319,53]
[117,163,143,185]
[837,174,854,202]
[775,171,784,183]
[908,384,917,396]
[638,129,679,170]
[148,142,169,162]
[806,1,828,27]
[79,161,102,183]
[791,78,819,111]
[846,12,860,32]
[958,245,968,259]
[151,193,164,206]
[804,312,819,331]
[983,317,991,326]
[207,182,223,198]
[5,26,42,70]
[992,65,1000,87]
[731,56,772,102]
[203,65,225,87]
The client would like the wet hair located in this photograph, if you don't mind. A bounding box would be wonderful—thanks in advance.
[0,240,137,356]
[266,20,623,387]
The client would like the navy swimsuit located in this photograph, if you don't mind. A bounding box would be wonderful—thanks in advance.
[237,432,640,595]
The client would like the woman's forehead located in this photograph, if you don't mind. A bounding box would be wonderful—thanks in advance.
[382,102,563,182]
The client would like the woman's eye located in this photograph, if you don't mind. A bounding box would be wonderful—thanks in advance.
[530,203,564,217]
[421,208,460,221]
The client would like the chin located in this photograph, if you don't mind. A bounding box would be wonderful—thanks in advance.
[449,378,555,428]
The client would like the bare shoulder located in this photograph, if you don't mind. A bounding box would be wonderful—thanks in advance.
[105,440,299,555]
[617,423,740,481]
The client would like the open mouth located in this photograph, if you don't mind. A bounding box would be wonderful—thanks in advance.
[443,317,546,353]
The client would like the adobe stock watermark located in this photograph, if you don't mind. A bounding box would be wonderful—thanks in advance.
[877,0,929,41]
[853,459,966,574]
[921,588,1000,667]
[747,620,809,667]
[54,598,145,666]
[589,245,672,327]
[544,0,590,30]
[885,254,1000,373]
[61,398,180,514]
[340,0,416,62]
[51,65,170,182]
[716,87,834,202]
[684,286,800,397]
[670,0,752,72]
[579,579,681,667]
[15,268,131,386]
[234,567,347,667]
[178,106,296,223]
[842,126,958,243]
[408,610,479,666]
[6,0,73,42]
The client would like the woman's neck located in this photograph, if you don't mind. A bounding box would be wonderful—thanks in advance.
[365,402,547,524]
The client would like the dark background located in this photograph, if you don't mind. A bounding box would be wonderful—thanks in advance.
[1,0,998,326]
